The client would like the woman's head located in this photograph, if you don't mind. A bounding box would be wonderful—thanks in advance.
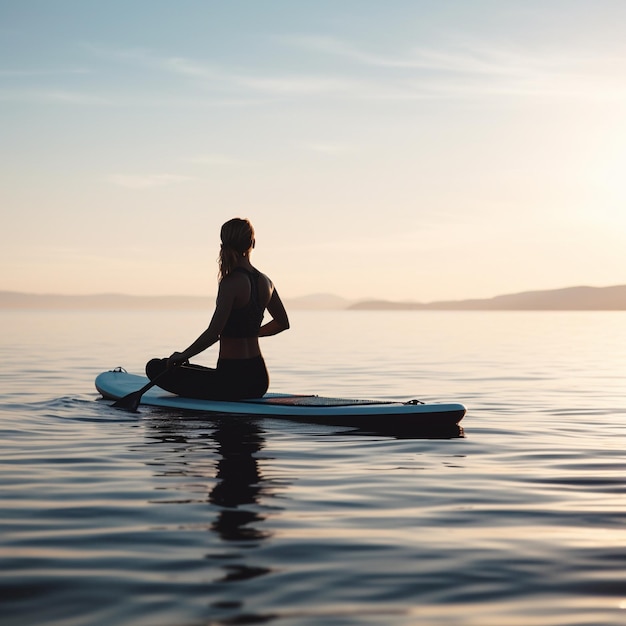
[219,218,255,279]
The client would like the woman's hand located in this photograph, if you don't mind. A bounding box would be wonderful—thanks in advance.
[167,352,188,367]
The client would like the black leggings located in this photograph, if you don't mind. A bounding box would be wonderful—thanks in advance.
[146,356,269,400]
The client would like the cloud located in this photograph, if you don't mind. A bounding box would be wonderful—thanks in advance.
[183,154,250,166]
[233,74,359,96]
[0,65,103,104]
[75,39,626,106]
[0,88,108,104]
[84,44,370,98]
[305,142,354,155]
[108,174,194,189]
[0,68,90,77]
[282,35,626,101]
[4,39,625,111]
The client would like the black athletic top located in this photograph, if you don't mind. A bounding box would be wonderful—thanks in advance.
[220,268,265,338]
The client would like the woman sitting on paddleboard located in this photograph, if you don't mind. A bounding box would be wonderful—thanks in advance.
[146,217,290,400]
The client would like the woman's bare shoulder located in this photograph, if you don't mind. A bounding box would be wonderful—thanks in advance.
[256,270,273,287]
[218,270,251,299]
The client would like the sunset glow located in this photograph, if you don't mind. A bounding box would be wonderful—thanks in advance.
[2,1,626,302]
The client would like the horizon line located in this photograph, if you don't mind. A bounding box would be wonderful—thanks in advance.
[1,283,626,311]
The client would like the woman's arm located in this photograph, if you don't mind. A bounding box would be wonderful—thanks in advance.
[258,288,290,337]
[168,279,237,365]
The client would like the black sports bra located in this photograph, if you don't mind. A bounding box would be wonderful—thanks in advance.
[220,268,264,338]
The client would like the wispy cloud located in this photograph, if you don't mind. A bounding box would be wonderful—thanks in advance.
[183,154,250,166]
[282,34,626,101]
[305,142,354,155]
[84,44,370,98]
[234,74,358,96]
[0,88,108,104]
[281,34,544,75]
[108,174,194,189]
[0,68,90,77]
[24,39,626,110]
[0,66,102,104]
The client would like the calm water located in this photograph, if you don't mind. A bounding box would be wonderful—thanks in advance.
[2,310,626,625]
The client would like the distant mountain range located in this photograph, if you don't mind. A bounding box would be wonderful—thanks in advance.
[2,284,626,310]
[0,291,352,310]
[348,285,626,310]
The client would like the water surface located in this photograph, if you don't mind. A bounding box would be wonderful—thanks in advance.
[2,310,626,625]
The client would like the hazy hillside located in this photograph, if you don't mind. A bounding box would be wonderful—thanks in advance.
[0,292,213,310]
[0,291,351,310]
[2,285,626,310]
[284,293,354,310]
[349,285,626,311]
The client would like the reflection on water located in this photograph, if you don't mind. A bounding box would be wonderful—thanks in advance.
[145,414,280,621]
[209,418,272,543]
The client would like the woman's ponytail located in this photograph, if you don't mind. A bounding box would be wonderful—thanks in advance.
[218,218,255,280]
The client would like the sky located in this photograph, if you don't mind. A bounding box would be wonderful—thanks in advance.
[1,0,626,302]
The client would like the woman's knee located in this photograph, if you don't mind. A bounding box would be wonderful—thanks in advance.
[146,357,168,380]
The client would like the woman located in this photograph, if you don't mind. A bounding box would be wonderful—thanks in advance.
[146,218,290,400]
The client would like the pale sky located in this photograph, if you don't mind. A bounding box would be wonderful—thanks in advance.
[2,0,626,302]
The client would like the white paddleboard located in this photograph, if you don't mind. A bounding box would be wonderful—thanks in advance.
[95,368,466,435]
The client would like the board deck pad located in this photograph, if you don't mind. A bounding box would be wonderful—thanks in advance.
[95,369,466,436]
[243,395,390,407]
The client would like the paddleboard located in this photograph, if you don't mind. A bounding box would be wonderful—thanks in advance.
[95,368,466,435]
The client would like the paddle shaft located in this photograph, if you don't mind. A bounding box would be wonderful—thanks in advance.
[112,365,174,410]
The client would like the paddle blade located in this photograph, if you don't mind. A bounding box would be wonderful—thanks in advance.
[112,390,143,412]
[111,365,172,412]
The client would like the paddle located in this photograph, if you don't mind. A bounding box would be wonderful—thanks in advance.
[112,366,173,412]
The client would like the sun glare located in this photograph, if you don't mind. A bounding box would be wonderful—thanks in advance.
[585,129,626,227]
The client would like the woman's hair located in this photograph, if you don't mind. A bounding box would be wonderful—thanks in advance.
[218,218,255,280]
